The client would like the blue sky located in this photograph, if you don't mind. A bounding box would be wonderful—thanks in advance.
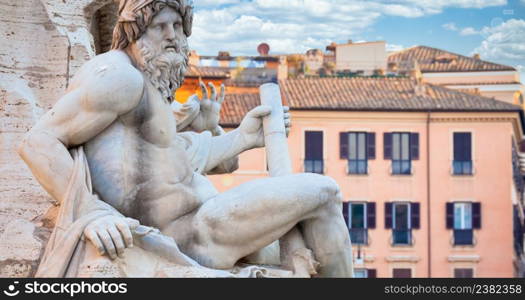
[189,0,525,81]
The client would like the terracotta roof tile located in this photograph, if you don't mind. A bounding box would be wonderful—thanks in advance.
[388,46,515,73]
[442,81,522,86]
[220,93,260,126]
[219,77,521,127]
[185,65,230,78]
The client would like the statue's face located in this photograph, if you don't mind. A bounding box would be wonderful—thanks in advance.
[139,6,185,57]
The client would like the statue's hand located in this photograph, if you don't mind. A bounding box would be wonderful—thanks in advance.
[83,215,139,260]
[189,82,225,133]
[238,105,291,149]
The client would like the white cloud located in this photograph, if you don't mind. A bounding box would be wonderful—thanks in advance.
[197,0,241,7]
[472,19,525,61]
[517,65,525,84]
[189,0,508,55]
[459,27,479,35]
[443,22,458,31]
[468,19,525,79]
[386,44,405,52]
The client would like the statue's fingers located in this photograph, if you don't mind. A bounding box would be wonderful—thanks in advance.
[199,81,208,100]
[85,229,105,256]
[186,94,200,106]
[283,106,289,113]
[286,127,290,137]
[108,225,126,257]
[97,230,117,260]
[284,118,291,127]
[115,220,134,248]
[218,84,226,104]
[125,217,140,230]
[248,105,272,118]
[208,82,217,101]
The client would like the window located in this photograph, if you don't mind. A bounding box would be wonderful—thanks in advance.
[340,132,375,174]
[354,269,377,278]
[515,205,524,256]
[453,132,473,175]
[385,202,420,246]
[393,268,412,278]
[350,203,367,244]
[393,203,411,245]
[454,268,474,278]
[446,202,481,246]
[354,269,367,278]
[304,131,323,174]
[384,132,419,175]
[343,202,376,245]
[454,203,472,245]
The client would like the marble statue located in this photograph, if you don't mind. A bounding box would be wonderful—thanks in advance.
[17,0,353,277]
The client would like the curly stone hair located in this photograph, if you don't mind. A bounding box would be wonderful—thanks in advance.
[111,0,193,50]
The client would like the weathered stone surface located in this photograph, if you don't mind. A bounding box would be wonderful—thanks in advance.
[0,0,115,277]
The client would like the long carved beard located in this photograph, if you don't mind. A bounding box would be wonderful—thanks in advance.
[137,39,188,102]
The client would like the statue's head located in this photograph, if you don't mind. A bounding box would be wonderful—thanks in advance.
[112,0,194,101]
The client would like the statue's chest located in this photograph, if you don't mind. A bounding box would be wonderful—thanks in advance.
[121,85,176,147]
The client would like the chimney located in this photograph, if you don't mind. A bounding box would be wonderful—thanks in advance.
[473,53,480,60]
[218,51,231,59]
[414,82,426,97]
[347,39,353,44]
[412,61,426,97]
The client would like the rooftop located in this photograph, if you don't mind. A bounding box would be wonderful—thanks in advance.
[219,77,521,127]
[184,65,230,79]
[388,45,516,73]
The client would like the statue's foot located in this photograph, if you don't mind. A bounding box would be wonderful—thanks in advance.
[289,248,320,278]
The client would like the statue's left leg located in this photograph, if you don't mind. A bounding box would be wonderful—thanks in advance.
[170,173,353,277]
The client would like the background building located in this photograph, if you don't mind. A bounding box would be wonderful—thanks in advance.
[388,46,525,107]
[330,41,387,75]
[210,77,525,278]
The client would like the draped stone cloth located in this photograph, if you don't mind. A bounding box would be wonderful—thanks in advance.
[35,143,292,277]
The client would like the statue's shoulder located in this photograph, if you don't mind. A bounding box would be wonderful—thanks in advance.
[72,50,144,114]
[72,50,143,88]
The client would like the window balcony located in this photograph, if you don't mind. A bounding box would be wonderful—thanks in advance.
[454,229,474,246]
[453,160,473,175]
[348,159,368,175]
[349,228,368,245]
[304,159,324,174]
[392,229,412,246]
[392,160,411,175]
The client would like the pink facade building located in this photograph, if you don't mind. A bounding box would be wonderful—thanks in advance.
[209,77,525,278]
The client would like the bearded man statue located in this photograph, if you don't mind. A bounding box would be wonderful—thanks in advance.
[17,0,353,278]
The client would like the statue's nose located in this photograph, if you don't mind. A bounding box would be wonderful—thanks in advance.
[164,25,177,42]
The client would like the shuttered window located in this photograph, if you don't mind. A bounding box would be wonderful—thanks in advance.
[304,131,323,174]
[386,202,419,245]
[392,203,411,245]
[342,132,376,174]
[453,132,473,175]
[348,132,368,174]
[347,202,376,245]
[447,202,481,245]
[385,132,419,175]
[349,203,366,244]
